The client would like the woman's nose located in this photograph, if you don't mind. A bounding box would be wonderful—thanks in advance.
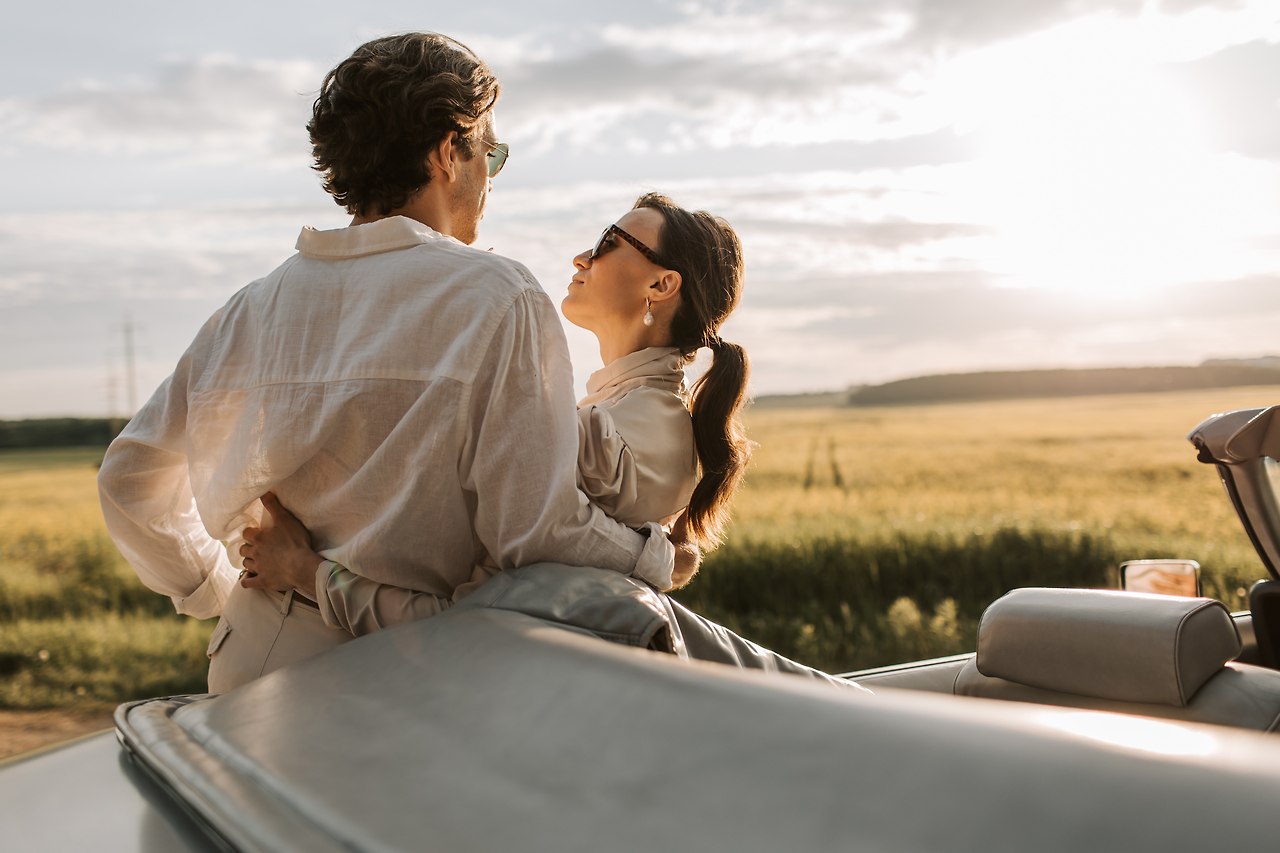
[572,250,591,271]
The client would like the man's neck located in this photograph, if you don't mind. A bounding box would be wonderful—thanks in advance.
[352,191,454,237]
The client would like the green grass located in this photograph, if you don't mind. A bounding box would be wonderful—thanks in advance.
[0,447,213,709]
[3,384,1278,706]
[0,615,209,707]
[0,446,105,473]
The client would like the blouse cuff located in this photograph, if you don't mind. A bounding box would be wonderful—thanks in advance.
[315,560,345,631]
[629,521,675,592]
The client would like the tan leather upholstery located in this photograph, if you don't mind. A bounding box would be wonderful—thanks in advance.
[956,588,1280,732]
[974,588,1241,705]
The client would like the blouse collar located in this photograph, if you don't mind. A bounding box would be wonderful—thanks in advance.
[579,347,686,407]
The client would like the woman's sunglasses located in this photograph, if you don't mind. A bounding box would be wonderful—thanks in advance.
[477,139,509,178]
[590,224,666,267]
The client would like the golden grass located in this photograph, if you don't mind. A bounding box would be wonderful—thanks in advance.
[2,384,1277,700]
[0,447,111,545]
[732,386,1273,598]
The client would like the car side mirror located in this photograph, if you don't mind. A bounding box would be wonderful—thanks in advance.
[1120,559,1201,597]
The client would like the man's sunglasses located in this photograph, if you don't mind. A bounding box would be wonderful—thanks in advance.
[477,139,509,178]
[590,224,666,267]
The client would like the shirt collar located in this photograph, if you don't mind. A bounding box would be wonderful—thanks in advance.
[296,216,453,260]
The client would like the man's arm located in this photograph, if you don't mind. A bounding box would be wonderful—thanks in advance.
[461,287,675,588]
[98,336,236,619]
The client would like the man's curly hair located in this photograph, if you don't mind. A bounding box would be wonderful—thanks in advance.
[308,33,500,217]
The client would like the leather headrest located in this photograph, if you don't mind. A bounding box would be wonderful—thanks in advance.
[976,588,1242,706]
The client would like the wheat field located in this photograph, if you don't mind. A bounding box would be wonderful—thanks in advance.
[672,386,1275,670]
[1,385,1276,707]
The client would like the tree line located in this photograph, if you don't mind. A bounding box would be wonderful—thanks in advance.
[0,418,123,450]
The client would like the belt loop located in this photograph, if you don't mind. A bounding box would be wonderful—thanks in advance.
[278,589,294,616]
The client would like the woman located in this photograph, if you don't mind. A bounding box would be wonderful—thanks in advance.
[239,192,751,632]
[563,191,750,558]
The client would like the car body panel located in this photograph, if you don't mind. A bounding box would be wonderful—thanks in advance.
[8,601,1280,852]
[0,729,225,852]
[10,405,1280,850]
[102,605,1280,853]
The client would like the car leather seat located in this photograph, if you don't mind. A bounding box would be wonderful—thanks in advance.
[954,587,1280,732]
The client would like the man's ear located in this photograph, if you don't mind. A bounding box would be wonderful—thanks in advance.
[425,131,461,184]
[649,270,682,305]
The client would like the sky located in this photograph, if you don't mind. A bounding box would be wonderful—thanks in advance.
[3,0,1279,417]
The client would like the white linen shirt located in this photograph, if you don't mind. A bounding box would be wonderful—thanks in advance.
[311,345,699,637]
[98,216,672,620]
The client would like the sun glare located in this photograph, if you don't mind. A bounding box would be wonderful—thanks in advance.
[1037,709,1219,758]
[947,17,1235,296]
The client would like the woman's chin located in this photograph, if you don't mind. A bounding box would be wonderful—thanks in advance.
[559,300,592,332]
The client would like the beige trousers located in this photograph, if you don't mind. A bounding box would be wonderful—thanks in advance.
[207,584,351,693]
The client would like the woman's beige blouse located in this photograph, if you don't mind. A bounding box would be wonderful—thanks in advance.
[576,346,697,528]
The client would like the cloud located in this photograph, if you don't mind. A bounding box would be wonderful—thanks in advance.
[489,0,1280,165]
[0,204,346,308]
[1165,40,1280,160]
[0,54,318,166]
[10,0,1271,177]
[484,2,941,155]
[1163,273,1280,316]
[5,0,1280,416]
[732,219,995,264]
[498,48,910,154]
[0,203,347,417]
[905,0,1146,49]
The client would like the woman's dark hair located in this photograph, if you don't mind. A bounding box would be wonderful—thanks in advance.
[635,192,751,555]
[308,33,500,216]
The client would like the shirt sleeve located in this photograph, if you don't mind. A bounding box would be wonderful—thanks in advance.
[315,561,452,636]
[97,320,237,619]
[460,288,675,590]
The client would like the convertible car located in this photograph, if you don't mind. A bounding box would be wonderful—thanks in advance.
[5,407,1280,852]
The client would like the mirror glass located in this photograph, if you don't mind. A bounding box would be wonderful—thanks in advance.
[1120,559,1201,597]
[1264,456,1280,504]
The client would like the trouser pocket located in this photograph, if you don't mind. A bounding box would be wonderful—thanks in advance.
[206,616,232,659]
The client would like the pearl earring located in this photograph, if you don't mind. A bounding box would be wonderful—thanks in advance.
[643,296,655,327]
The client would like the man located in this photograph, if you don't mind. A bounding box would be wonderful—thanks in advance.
[98,33,673,692]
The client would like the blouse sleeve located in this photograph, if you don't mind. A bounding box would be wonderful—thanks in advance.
[575,405,643,524]
[315,560,452,637]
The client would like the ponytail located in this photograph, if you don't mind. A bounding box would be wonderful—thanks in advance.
[685,338,751,550]
[631,191,750,555]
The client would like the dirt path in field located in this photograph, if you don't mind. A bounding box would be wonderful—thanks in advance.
[0,707,115,762]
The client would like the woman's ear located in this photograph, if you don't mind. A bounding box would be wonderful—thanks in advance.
[425,131,460,183]
[649,270,682,305]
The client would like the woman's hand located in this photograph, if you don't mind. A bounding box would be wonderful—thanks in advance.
[239,493,325,595]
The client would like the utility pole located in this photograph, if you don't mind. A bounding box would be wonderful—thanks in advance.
[106,358,119,424]
[123,317,137,415]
